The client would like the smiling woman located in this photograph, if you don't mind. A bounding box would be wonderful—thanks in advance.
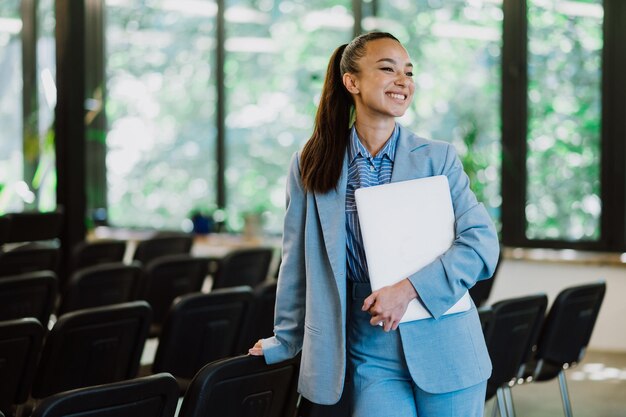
[249,32,500,417]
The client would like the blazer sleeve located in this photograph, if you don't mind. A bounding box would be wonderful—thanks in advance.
[261,152,307,364]
[407,143,499,320]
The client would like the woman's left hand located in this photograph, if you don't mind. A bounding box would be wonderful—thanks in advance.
[362,278,418,331]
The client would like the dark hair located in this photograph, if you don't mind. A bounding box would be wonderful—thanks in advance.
[300,32,400,193]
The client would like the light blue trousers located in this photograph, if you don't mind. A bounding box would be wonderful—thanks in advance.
[347,282,486,417]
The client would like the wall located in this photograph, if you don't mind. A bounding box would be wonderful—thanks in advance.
[487,257,626,352]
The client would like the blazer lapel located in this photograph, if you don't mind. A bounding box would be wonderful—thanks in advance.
[391,124,433,183]
[314,154,348,285]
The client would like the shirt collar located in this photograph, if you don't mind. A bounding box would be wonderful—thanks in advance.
[348,124,399,164]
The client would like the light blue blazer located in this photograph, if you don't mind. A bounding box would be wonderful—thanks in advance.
[262,124,499,405]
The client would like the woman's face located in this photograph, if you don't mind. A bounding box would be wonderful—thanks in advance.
[344,38,415,120]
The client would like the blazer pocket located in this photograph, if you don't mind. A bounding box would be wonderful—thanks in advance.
[304,321,322,336]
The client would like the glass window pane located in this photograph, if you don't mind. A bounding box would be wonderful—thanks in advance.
[366,0,503,229]
[106,0,218,230]
[36,0,57,211]
[224,0,353,234]
[0,1,24,213]
[526,0,602,241]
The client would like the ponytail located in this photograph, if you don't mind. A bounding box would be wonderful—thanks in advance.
[300,32,400,194]
[300,44,352,193]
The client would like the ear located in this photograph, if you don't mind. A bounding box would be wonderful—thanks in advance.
[343,73,359,94]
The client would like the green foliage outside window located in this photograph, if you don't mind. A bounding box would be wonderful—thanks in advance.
[224,0,353,233]
[526,0,602,241]
[106,1,218,230]
[370,0,503,227]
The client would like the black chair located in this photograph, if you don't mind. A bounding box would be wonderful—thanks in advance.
[484,294,548,417]
[132,235,193,266]
[0,216,10,245]
[58,262,143,315]
[178,355,300,417]
[211,247,274,290]
[141,254,209,336]
[3,209,63,244]
[31,301,152,399]
[298,392,351,417]
[152,287,254,391]
[71,239,127,273]
[30,373,179,417]
[235,280,277,354]
[0,271,57,325]
[0,243,60,277]
[0,318,45,417]
[519,281,606,417]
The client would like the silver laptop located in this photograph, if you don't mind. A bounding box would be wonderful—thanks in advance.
[355,175,471,323]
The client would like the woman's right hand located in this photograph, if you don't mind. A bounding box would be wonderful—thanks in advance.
[248,339,264,356]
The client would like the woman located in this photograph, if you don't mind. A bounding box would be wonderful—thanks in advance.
[249,32,499,417]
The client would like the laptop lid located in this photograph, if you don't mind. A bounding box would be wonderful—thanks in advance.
[355,175,471,322]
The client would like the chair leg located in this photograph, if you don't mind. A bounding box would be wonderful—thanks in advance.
[503,385,516,417]
[495,387,509,417]
[558,370,573,417]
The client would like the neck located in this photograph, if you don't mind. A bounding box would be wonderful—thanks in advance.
[354,119,396,157]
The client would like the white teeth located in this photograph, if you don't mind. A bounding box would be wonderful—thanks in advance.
[387,93,405,100]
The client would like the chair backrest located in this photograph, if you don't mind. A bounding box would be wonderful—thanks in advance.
[132,235,193,265]
[30,373,179,417]
[178,355,300,417]
[59,262,143,315]
[153,286,254,380]
[0,243,60,277]
[141,255,209,331]
[298,394,351,417]
[535,281,606,372]
[0,271,58,325]
[212,247,274,290]
[484,294,548,398]
[3,209,63,244]
[31,301,152,399]
[235,280,277,354]
[0,217,10,245]
[71,239,127,273]
[0,318,45,415]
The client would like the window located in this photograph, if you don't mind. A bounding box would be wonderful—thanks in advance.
[105,0,218,229]
[35,0,57,211]
[367,0,503,227]
[526,0,603,241]
[0,1,24,213]
[223,0,353,233]
[0,0,55,214]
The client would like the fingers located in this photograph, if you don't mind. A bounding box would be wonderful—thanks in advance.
[248,339,264,356]
[369,313,399,332]
[362,293,376,311]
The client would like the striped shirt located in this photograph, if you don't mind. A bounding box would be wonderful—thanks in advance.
[346,124,399,283]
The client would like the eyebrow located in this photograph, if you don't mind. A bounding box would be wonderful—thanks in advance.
[376,58,413,68]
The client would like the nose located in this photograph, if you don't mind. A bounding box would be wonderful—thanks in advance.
[394,73,410,86]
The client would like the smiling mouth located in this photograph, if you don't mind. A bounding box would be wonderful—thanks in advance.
[386,92,407,100]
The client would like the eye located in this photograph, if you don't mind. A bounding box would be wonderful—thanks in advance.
[406,71,414,77]
[380,67,394,72]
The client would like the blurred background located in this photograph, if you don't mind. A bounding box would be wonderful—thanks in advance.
[1,0,616,248]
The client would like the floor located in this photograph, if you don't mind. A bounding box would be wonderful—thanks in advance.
[485,350,626,417]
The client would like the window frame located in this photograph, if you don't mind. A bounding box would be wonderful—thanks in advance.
[501,0,626,252]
